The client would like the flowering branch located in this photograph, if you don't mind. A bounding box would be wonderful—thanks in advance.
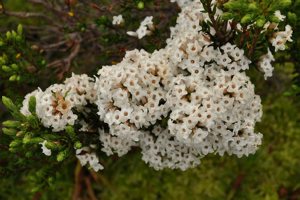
[0,0,294,178]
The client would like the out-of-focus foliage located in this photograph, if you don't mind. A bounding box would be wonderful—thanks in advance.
[0,0,300,200]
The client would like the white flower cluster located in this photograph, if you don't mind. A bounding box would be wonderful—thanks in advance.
[127,16,154,39]
[21,74,96,132]
[20,0,293,171]
[258,48,275,79]
[259,20,292,79]
[112,15,124,25]
[96,0,264,170]
[270,25,293,52]
[274,10,286,22]
[76,147,104,172]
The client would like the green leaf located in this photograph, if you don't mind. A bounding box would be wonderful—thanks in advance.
[1,65,11,72]
[2,96,18,112]
[57,149,69,162]
[27,115,39,129]
[17,24,23,35]
[74,141,82,149]
[2,120,21,128]
[28,96,37,114]
[256,17,266,28]
[222,12,234,20]
[11,64,19,71]
[45,141,62,151]
[2,128,17,136]
[9,140,22,148]
[65,125,76,141]
[241,14,255,24]
[9,75,17,82]
[248,2,258,11]
[6,31,12,40]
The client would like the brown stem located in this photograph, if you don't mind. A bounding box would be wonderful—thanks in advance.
[47,33,81,79]
[28,0,65,16]
[248,28,262,58]
[227,172,245,200]
[85,176,98,200]
[2,11,61,27]
[72,162,83,200]
[239,26,248,48]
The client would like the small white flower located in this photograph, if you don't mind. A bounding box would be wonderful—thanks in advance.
[112,15,124,25]
[39,140,52,156]
[127,31,138,37]
[127,16,154,39]
[274,10,286,22]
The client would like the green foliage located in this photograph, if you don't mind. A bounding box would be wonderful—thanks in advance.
[0,25,46,85]
[223,0,291,25]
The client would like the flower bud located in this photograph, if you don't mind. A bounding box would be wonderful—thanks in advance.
[3,120,21,128]
[17,24,23,35]
[11,31,17,39]
[256,17,266,28]
[66,126,76,140]
[137,1,144,9]
[2,128,17,136]
[30,137,44,144]
[57,150,68,162]
[9,140,21,148]
[11,64,19,71]
[1,65,11,72]
[74,141,82,149]
[2,96,17,112]
[28,96,37,114]
[6,31,12,40]
[9,75,17,81]
[45,141,61,150]
[16,131,25,137]
[22,135,32,144]
[248,2,258,11]
[241,14,254,24]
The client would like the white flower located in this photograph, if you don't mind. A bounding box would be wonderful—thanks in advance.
[39,140,51,156]
[270,25,293,52]
[76,147,104,172]
[112,15,124,25]
[274,10,286,22]
[258,48,275,79]
[127,16,154,39]
[127,31,138,37]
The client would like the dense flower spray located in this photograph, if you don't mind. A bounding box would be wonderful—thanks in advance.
[18,0,293,171]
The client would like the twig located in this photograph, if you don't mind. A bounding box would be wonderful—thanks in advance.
[72,162,83,200]
[28,0,65,16]
[227,172,245,200]
[90,171,114,191]
[47,34,81,79]
[248,28,262,58]
[84,176,98,200]
[4,11,48,18]
[2,11,61,28]
[42,40,68,50]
